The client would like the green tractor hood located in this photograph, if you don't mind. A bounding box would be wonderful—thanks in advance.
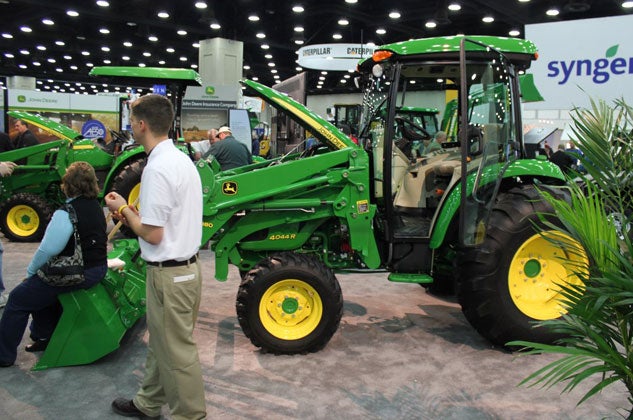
[240,79,356,150]
[8,110,83,142]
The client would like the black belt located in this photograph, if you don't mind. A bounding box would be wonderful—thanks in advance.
[146,254,198,267]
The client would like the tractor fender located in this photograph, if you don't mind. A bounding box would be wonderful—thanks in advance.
[429,159,566,249]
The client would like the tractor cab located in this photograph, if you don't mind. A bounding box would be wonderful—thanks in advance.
[356,36,536,275]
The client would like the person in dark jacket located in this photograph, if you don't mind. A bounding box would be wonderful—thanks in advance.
[549,144,575,174]
[203,126,252,170]
[0,132,13,152]
[13,120,39,149]
[0,161,107,367]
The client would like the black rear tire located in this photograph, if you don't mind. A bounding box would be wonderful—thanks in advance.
[0,193,54,242]
[111,159,146,204]
[456,185,584,347]
[236,252,343,354]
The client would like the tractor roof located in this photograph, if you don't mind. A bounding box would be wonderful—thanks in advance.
[89,66,202,87]
[358,35,538,72]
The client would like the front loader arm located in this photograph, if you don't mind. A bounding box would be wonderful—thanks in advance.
[201,148,380,281]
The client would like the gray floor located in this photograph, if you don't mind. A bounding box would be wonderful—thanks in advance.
[0,237,630,419]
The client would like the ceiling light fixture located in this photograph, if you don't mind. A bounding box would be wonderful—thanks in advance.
[333,33,343,39]
[195,1,207,8]
[546,8,560,16]
[96,1,110,6]
[177,30,187,36]
[148,35,159,41]
[509,29,520,36]
[389,11,401,19]
[294,26,304,32]
[338,18,349,25]
[67,10,79,17]
[2,33,12,39]
[20,26,32,33]
[376,28,386,34]
[292,5,304,13]
[425,21,437,28]
[256,32,266,39]
[42,18,54,25]
[482,15,494,23]
[248,14,260,22]
[624,1,633,8]
[157,11,169,19]
[448,3,461,11]
[210,22,221,29]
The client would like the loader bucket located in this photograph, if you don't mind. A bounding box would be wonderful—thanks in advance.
[33,239,147,370]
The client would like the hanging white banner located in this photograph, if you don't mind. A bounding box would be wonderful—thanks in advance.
[297,44,376,71]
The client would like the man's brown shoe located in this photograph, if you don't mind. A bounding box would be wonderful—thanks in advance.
[111,398,159,419]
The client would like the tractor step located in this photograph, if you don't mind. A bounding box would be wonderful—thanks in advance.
[388,273,433,284]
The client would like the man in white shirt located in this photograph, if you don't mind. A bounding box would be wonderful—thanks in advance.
[105,94,205,420]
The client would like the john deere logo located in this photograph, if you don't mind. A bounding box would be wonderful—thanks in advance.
[205,86,215,95]
[17,95,26,103]
[222,181,238,195]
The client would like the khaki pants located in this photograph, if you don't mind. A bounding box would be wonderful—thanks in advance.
[134,261,206,420]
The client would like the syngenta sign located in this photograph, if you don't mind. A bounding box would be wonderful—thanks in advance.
[525,15,633,109]
[547,45,632,85]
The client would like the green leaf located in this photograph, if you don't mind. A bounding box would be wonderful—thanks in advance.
[605,45,619,58]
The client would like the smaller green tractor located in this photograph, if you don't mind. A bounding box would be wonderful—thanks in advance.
[0,112,146,241]
[0,67,201,242]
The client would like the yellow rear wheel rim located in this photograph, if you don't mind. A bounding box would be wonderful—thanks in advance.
[509,230,587,320]
[259,279,323,340]
[6,205,39,237]
[128,183,141,208]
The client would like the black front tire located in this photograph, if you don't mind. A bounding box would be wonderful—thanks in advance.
[0,193,54,242]
[236,252,343,354]
[456,185,579,347]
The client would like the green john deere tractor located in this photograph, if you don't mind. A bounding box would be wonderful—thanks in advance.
[0,67,201,242]
[34,35,588,370]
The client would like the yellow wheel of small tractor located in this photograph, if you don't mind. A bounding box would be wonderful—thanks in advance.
[509,230,587,320]
[259,279,323,340]
[0,193,53,242]
[7,204,40,237]
[237,252,343,354]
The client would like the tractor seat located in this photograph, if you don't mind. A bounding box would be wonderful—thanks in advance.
[434,160,460,176]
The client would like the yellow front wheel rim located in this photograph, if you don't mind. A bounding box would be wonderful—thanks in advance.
[6,205,40,237]
[509,230,587,320]
[259,279,323,340]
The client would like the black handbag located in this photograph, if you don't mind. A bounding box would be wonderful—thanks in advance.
[37,204,85,287]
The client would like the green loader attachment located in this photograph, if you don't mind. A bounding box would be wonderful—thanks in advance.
[34,239,146,370]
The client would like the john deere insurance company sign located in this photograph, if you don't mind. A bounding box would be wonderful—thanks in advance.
[297,44,376,71]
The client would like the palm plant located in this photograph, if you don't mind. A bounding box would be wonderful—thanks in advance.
[509,97,633,417]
